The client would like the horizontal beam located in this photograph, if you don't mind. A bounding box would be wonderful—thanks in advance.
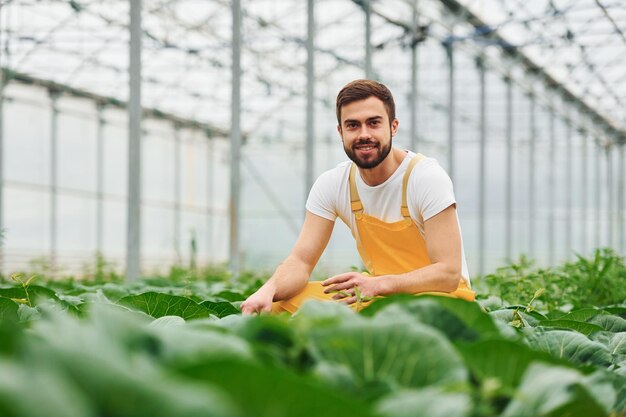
[1,68,228,138]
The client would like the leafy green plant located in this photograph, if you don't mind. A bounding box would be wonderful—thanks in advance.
[9,273,36,306]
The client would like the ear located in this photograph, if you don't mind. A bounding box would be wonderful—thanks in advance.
[391,118,399,136]
[337,124,342,137]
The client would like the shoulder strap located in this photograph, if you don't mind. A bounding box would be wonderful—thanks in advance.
[348,163,364,217]
[401,153,426,219]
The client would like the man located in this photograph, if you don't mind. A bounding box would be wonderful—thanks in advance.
[241,79,475,315]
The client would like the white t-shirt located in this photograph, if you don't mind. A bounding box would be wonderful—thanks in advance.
[306,151,471,282]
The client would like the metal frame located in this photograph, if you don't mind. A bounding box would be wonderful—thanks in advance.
[126,0,142,280]
[229,0,242,275]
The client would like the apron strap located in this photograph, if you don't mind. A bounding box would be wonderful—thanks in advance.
[348,163,364,216]
[401,153,426,219]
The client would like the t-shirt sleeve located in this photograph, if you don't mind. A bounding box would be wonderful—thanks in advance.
[305,169,338,222]
[412,160,457,221]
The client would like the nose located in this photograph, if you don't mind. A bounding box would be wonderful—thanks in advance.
[358,124,372,140]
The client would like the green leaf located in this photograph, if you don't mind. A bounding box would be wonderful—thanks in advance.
[551,308,608,322]
[456,339,569,391]
[501,363,615,417]
[117,292,212,320]
[200,300,239,318]
[366,295,504,342]
[590,331,626,363]
[0,361,96,417]
[588,314,626,332]
[376,387,471,417]
[0,297,18,322]
[212,290,246,302]
[306,313,469,397]
[525,330,612,367]
[176,358,378,417]
[538,319,604,336]
[0,285,59,305]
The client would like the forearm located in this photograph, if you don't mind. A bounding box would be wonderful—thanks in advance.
[258,255,311,301]
[379,261,461,296]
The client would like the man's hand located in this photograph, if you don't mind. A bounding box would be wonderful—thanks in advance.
[321,272,386,305]
[240,285,275,315]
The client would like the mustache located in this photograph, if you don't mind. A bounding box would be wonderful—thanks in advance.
[352,140,379,147]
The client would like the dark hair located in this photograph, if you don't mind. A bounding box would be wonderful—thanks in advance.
[336,79,396,125]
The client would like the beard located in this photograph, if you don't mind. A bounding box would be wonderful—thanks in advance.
[343,135,393,169]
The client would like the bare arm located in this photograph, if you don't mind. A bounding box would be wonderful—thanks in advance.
[241,211,334,314]
[322,204,462,301]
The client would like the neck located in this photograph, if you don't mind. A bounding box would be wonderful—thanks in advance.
[358,147,407,186]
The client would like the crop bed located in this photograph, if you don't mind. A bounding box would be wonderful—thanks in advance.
[0,251,625,417]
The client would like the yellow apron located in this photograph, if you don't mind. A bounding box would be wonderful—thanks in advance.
[272,154,476,314]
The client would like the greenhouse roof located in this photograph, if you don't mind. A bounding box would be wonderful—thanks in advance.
[1,0,625,141]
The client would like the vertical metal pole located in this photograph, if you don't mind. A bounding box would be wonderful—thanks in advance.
[606,145,613,248]
[477,57,486,276]
[0,76,4,275]
[528,93,535,259]
[445,42,455,183]
[174,125,181,262]
[548,106,556,266]
[0,0,5,276]
[50,91,59,276]
[126,0,142,281]
[505,76,513,261]
[595,140,602,249]
[229,0,242,276]
[565,118,572,259]
[364,0,373,79]
[207,135,214,264]
[580,123,588,255]
[409,5,418,152]
[305,0,315,204]
[617,143,626,254]
[96,104,104,254]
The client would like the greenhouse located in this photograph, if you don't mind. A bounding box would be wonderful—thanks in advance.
[0,0,625,416]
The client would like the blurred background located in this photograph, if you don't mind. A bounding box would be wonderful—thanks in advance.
[0,0,624,279]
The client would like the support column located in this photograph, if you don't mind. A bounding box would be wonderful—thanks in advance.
[595,140,602,249]
[126,0,142,280]
[229,0,242,276]
[547,106,556,266]
[409,5,419,152]
[606,145,614,248]
[445,42,455,183]
[580,121,589,255]
[174,125,181,262]
[96,103,105,255]
[617,143,626,254]
[206,134,214,264]
[505,76,513,261]
[565,118,573,259]
[305,0,315,204]
[50,91,60,276]
[477,57,486,276]
[528,93,536,259]
[0,77,4,275]
[364,0,373,79]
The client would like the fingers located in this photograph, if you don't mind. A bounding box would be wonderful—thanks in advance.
[322,272,355,286]
[341,296,358,305]
[331,288,355,300]
[324,281,356,294]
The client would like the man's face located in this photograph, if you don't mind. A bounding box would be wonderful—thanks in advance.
[337,96,398,169]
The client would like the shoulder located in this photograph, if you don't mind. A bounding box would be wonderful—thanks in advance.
[410,157,452,187]
[313,161,352,189]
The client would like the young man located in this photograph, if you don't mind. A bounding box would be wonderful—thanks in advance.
[241,80,475,315]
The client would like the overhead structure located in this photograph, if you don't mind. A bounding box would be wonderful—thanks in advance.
[0,0,623,277]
